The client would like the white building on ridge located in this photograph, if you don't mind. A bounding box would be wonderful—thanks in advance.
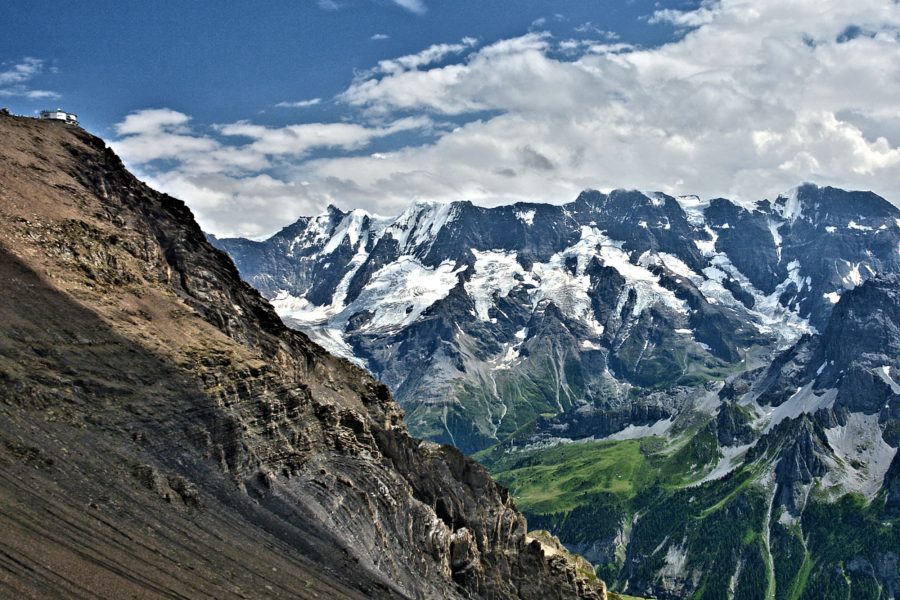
[40,109,78,125]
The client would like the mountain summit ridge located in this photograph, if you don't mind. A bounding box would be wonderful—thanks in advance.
[213,182,900,453]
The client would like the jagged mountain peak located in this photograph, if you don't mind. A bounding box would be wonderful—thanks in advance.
[773,182,900,224]
[324,201,347,215]
[821,272,900,373]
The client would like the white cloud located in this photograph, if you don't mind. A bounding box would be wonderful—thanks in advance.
[112,109,223,166]
[115,108,192,135]
[649,6,717,27]
[113,108,429,169]
[276,98,322,108]
[111,109,431,236]
[0,88,60,100]
[367,37,478,75]
[329,1,900,207]
[23,89,60,99]
[340,33,546,115]
[371,33,391,41]
[0,57,44,85]
[573,21,620,39]
[216,116,430,157]
[141,170,319,239]
[114,0,900,238]
[317,0,424,14]
[0,57,60,100]
[391,0,426,15]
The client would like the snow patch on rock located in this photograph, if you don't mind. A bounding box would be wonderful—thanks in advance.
[754,383,837,434]
[516,209,536,226]
[387,200,458,254]
[767,219,783,262]
[354,257,464,330]
[875,365,900,394]
[848,220,873,232]
[465,250,527,321]
[322,209,368,254]
[674,194,709,226]
[779,187,803,222]
[695,443,753,485]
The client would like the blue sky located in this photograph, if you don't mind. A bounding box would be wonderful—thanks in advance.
[2,0,691,134]
[3,1,900,237]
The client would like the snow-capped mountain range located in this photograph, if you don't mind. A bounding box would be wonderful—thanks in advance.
[212,183,899,453]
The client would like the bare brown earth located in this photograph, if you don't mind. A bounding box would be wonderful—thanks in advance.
[0,113,605,599]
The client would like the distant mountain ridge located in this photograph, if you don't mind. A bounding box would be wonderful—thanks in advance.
[212,184,900,453]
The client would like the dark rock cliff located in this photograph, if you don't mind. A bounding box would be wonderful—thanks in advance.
[0,114,605,599]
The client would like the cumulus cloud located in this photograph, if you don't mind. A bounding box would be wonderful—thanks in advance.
[116,108,191,135]
[648,6,717,28]
[371,33,391,41]
[0,57,60,100]
[111,109,431,236]
[115,0,900,237]
[340,33,545,115]
[113,109,221,165]
[330,0,900,206]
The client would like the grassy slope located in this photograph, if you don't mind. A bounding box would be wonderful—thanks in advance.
[480,431,899,599]
[478,429,733,594]
[477,428,720,514]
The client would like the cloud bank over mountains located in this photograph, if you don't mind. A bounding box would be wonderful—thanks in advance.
[111,0,900,237]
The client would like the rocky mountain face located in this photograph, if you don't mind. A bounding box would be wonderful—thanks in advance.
[214,179,900,598]
[212,184,899,454]
[0,113,606,599]
[613,274,900,598]
[477,259,899,598]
